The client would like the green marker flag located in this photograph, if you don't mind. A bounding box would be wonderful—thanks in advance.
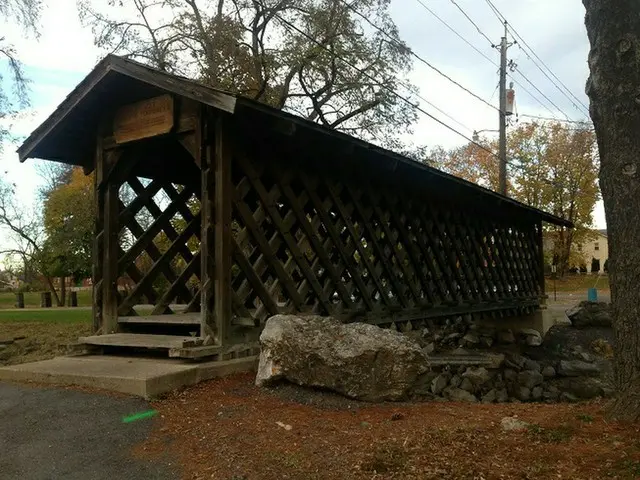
[122,409,158,423]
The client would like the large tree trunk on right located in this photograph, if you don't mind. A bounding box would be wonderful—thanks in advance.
[583,0,640,421]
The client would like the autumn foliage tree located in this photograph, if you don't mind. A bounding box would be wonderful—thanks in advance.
[41,167,95,304]
[434,121,599,274]
[77,0,420,150]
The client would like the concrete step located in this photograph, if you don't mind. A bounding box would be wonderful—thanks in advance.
[0,355,258,398]
[118,313,201,325]
[78,333,204,350]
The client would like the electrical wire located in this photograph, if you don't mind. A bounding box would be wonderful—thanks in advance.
[519,113,592,125]
[414,0,568,120]
[414,0,498,68]
[512,66,571,120]
[341,0,498,114]
[448,0,495,46]
[272,12,499,158]
[484,0,590,117]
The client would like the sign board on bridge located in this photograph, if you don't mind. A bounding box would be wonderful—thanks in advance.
[113,94,174,144]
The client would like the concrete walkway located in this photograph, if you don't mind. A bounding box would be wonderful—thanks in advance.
[0,382,176,480]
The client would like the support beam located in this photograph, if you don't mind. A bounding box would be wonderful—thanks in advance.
[214,112,233,344]
[101,149,122,334]
[200,109,215,342]
[92,137,105,333]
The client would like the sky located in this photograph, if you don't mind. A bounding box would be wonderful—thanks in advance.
[0,0,604,246]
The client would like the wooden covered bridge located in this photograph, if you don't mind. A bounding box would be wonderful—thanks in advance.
[18,55,570,360]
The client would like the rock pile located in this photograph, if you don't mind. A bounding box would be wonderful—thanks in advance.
[256,302,615,404]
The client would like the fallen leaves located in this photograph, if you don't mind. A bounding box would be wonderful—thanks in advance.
[139,373,640,480]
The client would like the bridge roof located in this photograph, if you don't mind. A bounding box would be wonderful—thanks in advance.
[18,55,571,227]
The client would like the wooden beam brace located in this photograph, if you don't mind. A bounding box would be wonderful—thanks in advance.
[213,112,233,345]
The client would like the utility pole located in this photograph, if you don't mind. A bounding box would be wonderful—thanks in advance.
[498,21,508,196]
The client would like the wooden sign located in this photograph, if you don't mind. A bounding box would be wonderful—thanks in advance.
[113,94,174,144]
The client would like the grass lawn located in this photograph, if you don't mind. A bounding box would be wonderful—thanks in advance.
[0,309,92,366]
[0,290,92,309]
[0,309,91,323]
[545,274,610,293]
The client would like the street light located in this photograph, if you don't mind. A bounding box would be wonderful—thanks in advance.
[472,129,499,142]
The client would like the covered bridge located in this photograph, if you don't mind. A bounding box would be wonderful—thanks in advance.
[18,55,570,359]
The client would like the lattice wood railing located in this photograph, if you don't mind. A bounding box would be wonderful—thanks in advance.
[228,146,543,331]
[114,176,202,316]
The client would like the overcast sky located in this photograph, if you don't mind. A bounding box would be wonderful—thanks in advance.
[0,0,603,246]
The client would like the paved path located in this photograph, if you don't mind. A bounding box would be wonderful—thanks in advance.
[0,383,176,480]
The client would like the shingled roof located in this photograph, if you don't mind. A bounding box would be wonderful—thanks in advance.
[18,54,572,227]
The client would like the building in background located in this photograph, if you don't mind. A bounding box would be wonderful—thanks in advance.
[542,229,608,274]
[579,229,608,273]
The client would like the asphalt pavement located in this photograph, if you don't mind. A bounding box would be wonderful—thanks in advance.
[0,383,176,480]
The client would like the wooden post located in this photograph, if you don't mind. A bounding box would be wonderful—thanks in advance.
[40,292,52,308]
[15,292,24,309]
[92,138,105,333]
[200,109,215,342]
[68,291,78,307]
[101,149,121,334]
[537,220,546,302]
[213,112,233,344]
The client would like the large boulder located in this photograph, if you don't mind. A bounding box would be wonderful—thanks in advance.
[566,302,612,329]
[256,315,428,402]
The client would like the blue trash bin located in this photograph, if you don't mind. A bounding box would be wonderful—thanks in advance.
[588,287,598,302]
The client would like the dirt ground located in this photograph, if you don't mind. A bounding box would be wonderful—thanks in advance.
[0,322,90,366]
[140,373,640,480]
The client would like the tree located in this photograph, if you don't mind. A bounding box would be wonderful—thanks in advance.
[583,0,640,420]
[0,0,41,152]
[41,167,95,305]
[432,140,500,190]
[434,122,599,276]
[77,0,418,148]
[0,176,63,304]
[511,122,599,275]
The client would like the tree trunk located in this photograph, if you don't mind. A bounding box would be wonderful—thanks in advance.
[59,276,66,307]
[583,0,640,420]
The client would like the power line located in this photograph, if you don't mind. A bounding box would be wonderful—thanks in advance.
[272,12,498,158]
[484,0,590,117]
[519,113,592,125]
[512,66,571,120]
[413,0,565,121]
[448,0,494,46]
[414,0,498,68]
[339,0,498,113]
[513,43,590,117]
[484,0,505,24]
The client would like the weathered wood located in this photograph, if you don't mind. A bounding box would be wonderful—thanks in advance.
[118,313,200,325]
[118,214,202,314]
[237,153,332,315]
[79,333,203,349]
[101,149,122,334]
[214,113,233,344]
[168,341,260,359]
[113,94,174,144]
[200,110,215,339]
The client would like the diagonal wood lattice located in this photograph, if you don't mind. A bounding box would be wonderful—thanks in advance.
[228,147,544,331]
[100,170,203,317]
